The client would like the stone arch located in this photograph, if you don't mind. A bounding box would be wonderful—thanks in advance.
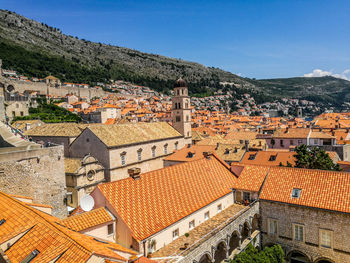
[214,241,227,263]
[228,230,240,256]
[240,221,251,241]
[197,252,212,263]
[287,250,311,263]
[314,258,334,263]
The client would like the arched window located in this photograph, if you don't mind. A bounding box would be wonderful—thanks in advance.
[137,149,142,161]
[120,152,126,166]
[151,146,156,158]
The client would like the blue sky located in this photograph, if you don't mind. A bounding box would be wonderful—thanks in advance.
[1,0,350,79]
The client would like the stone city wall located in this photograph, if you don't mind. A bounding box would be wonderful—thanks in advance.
[0,145,67,218]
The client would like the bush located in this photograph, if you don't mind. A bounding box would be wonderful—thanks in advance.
[230,244,284,263]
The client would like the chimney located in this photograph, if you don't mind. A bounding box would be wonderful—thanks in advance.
[216,143,220,150]
[203,151,213,159]
[245,140,249,152]
[128,168,141,180]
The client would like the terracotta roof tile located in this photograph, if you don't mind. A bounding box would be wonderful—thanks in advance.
[0,192,135,262]
[96,154,238,240]
[87,122,182,147]
[58,207,114,232]
[260,167,350,213]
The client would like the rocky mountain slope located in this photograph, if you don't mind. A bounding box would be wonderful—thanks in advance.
[0,9,254,95]
[1,9,350,109]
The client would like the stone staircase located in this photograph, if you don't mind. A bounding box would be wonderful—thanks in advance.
[0,121,38,148]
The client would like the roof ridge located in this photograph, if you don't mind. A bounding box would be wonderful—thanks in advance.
[59,207,107,223]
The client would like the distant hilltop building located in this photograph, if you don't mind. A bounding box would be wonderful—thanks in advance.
[171,78,192,144]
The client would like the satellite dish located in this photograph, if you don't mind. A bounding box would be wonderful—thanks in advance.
[80,195,95,212]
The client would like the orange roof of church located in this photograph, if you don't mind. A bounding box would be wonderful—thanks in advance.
[260,167,350,213]
[96,153,238,241]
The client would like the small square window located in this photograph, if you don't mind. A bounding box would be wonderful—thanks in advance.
[319,229,333,248]
[248,154,256,160]
[204,211,210,221]
[291,188,302,198]
[269,155,277,161]
[107,224,114,235]
[189,220,195,230]
[217,204,222,212]
[268,218,278,236]
[293,224,304,242]
[172,229,179,240]
[243,192,251,201]
[121,154,126,166]
[137,150,142,161]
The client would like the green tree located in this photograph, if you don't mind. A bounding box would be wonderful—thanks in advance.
[294,144,340,171]
[230,244,284,263]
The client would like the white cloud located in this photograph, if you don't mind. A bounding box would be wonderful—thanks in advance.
[303,69,350,81]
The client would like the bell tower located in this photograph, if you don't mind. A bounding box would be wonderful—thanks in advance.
[172,78,192,144]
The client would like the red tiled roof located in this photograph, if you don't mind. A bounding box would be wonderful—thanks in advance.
[164,144,216,162]
[260,167,350,213]
[96,154,238,240]
[58,207,114,232]
[0,192,135,262]
[231,164,270,192]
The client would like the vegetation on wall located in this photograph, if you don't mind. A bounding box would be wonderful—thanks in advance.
[13,99,81,123]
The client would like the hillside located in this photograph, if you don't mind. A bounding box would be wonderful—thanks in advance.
[0,9,254,96]
[1,9,350,109]
[250,76,350,107]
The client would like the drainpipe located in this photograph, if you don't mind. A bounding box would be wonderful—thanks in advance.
[142,240,147,257]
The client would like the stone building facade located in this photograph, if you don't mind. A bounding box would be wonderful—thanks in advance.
[65,155,105,209]
[0,145,67,218]
[260,201,349,263]
[69,122,185,181]
[5,101,29,121]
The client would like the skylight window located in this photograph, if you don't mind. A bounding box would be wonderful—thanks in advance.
[186,152,195,158]
[0,219,5,226]
[22,249,39,263]
[248,154,256,160]
[291,188,302,198]
[269,155,277,161]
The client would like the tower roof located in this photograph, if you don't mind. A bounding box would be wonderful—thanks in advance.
[174,78,187,88]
